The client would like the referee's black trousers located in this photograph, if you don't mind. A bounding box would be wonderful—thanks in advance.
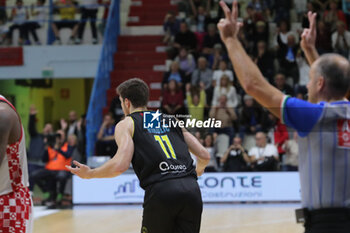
[141,176,202,233]
[304,208,350,233]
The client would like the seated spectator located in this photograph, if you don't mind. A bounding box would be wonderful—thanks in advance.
[212,75,239,108]
[186,84,206,121]
[162,80,184,115]
[174,22,197,51]
[212,60,234,86]
[239,95,264,138]
[249,132,279,171]
[316,20,333,54]
[24,0,46,45]
[191,56,214,103]
[174,47,196,82]
[202,24,222,55]
[203,133,218,172]
[0,20,9,45]
[95,113,117,156]
[253,40,275,83]
[163,11,180,44]
[273,20,291,47]
[281,131,298,171]
[51,0,79,45]
[323,0,347,32]
[243,5,264,53]
[253,20,269,47]
[209,95,236,142]
[209,43,228,70]
[295,51,310,95]
[163,61,185,89]
[189,0,212,33]
[221,136,250,172]
[75,0,99,44]
[7,0,28,45]
[277,33,300,85]
[30,130,73,207]
[332,21,350,58]
[274,73,294,96]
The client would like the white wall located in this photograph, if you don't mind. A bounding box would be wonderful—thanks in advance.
[0,45,101,79]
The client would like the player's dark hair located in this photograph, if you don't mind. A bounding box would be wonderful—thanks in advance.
[316,54,350,99]
[117,78,149,108]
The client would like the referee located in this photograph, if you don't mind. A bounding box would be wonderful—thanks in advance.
[218,1,350,232]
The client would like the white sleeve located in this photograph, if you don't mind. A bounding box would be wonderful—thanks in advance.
[248,147,256,156]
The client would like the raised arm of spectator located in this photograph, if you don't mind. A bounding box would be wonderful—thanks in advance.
[300,11,319,66]
[28,105,39,137]
[189,0,198,16]
[217,1,283,118]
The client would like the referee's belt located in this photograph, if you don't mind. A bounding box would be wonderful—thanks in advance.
[295,208,350,224]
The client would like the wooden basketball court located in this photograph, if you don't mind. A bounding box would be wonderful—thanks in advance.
[34,204,304,233]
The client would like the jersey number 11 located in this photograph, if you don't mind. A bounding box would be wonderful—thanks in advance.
[154,135,177,159]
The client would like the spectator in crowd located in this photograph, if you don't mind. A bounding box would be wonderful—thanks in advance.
[323,0,347,32]
[75,0,99,44]
[274,20,291,47]
[7,0,28,45]
[186,84,206,122]
[274,0,292,22]
[95,113,117,156]
[109,95,124,123]
[30,129,72,208]
[268,113,289,160]
[163,61,185,88]
[203,133,217,172]
[0,20,9,45]
[202,24,222,55]
[332,21,350,58]
[281,131,299,171]
[243,5,264,53]
[163,11,180,44]
[162,79,184,115]
[174,47,196,82]
[302,2,317,28]
[209,95,237,142]
[189,0,212,33]
[316,20,333,54]
[239,95,265,138]
[212,75,239,108]
[253,20,269,47]
[221,136,250,172]
[249,132,279,171]
[212,59,234,86]
[191,56,214,103]
[174,22,197,51]
[24,0,46,45]
[248,0,267,13]
[209,43,228,70]
[62,110,79,136]
[51,0,79,45]
[253,40,275,83]
[295,51,310,95]
[277,32,300,84]
[76,114,86,160]
[273,73,294,96]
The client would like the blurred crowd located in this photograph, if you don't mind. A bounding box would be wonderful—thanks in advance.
[158,0,350,172]
[0,0,109,45]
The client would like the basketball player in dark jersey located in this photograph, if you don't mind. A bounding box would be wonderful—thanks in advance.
[67,78,211,233]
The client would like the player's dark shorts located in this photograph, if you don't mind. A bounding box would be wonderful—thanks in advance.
[141,176,202,233]
[54,20,78,29]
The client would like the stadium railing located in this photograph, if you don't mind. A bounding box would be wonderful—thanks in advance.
[85,0,120,157]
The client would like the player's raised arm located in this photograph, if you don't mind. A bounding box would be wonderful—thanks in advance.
[0,105,14,166]
[67,117,134,179]
[300,11,319,66]
[217,1,283,118]
[182,128,210,176]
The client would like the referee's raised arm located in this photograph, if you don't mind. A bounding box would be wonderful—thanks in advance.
[217,1,284,118]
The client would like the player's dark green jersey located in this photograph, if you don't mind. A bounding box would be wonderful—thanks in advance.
[128,111,197,189]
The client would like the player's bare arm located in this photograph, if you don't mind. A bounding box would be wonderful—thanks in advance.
[217,1,284,118]
[67,117,134,179]
[300,11,319,66]
[182,128,210,176]
[0,103,19,166]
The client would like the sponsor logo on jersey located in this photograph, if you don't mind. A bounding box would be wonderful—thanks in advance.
[159,161,187,174]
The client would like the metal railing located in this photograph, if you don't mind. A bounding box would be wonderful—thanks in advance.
[85,0,119,157]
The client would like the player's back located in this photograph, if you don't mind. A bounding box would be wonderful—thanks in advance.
[128,111,196,189]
